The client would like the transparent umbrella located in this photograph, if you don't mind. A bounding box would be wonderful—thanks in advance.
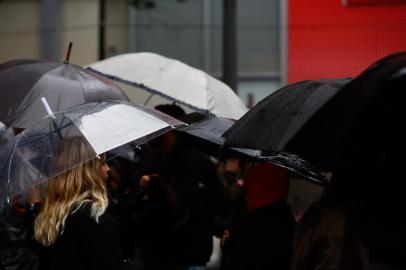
[0,58,129,129]
[0,100,185,207]
[0,121,13,147]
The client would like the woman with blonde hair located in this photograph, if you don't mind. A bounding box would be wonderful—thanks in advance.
[34,138,136,270]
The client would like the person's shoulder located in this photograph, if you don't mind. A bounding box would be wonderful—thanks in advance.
[296,201,346,239]
[72,201,92,213]
[69,201,94,223]
[68,202,115,232]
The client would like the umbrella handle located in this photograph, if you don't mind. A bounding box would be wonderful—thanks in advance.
[41,98,63,140]
[41,98,56,119]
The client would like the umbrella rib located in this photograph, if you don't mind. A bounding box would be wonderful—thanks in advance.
[86,67,210,113]
[63,114,98,155]
[69,64,88,101]
[6,134,20,204]
[204,73,214,110]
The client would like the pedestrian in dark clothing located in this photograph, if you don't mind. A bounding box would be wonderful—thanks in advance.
[216,157,249,227]
[34,138,139,270]
[292,154,406,270]
[292,67,406,270]
[0,126,41,270]
[0,201,41,270]
[37,202,125,270]
[165,140,225,268]
[293,74,406,270]
[221,162,296,270]
[106,153,147,262]
[127,172,188,270]
[135,104,227,270]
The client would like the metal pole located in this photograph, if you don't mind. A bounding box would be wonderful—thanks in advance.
[128,2,137,52]
[222,0,237,93]
[203,0,211,73]
[99,0,106,60]
[40,0,61,61]
[280,0,288,85]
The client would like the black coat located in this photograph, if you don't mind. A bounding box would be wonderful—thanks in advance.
[165,142,227,266]
[138,142,227,269]
[38,202,133,270]
[0,204,40,270]
[221,202,296,270]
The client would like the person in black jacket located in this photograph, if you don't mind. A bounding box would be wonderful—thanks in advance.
[135,104,227,270]
[221,163,296,270]
[0,125,42,270]
[34,138,138,270]
[0,196,41,270]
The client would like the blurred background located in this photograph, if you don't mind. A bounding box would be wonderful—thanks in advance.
[1,0,405,108]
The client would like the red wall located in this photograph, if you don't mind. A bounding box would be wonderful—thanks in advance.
[287,0,406,83]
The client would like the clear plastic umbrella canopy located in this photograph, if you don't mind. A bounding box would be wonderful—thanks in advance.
[86,52,248,119]
[0,100,185,207]
[0,121,13,147]
[0,59,130,129]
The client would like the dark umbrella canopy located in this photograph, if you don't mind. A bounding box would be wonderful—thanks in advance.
[0,59,129,128]
[286,53,406,267]
[180,112,327,185]
[287,51,406,170]
[223,78,350,153]
[178,112,263,159]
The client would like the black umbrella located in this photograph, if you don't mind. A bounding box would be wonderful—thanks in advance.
[178,112,263,159]
[223,78,350,154]
[179,112,327,185]
[285,53,406,265]
[287,51,406,170]
[0,59,129,128]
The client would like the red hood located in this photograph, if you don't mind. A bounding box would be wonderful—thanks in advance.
[246,163,290,212]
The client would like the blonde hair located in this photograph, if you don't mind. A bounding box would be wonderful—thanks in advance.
[34,138,108,246]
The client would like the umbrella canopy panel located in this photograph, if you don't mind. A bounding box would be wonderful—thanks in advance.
[0,121,12,147]
[0,101,185,206]
[287,52,406,169]
[179,112,327,185]
[223,78,350,152]
[86,52,248,119]
[0,59,129,128]
[179,112,263,159]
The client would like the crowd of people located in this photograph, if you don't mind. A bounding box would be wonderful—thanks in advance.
[0,104,297,270]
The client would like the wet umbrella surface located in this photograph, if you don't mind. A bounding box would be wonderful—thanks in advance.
[180,112,327,185]
[0,59,129,128]
[223,78,350,154]
[287,52,406,169]
[0,100,185,207]
[87,52,248,119]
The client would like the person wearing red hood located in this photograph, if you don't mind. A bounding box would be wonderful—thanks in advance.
[220,162,296,270]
